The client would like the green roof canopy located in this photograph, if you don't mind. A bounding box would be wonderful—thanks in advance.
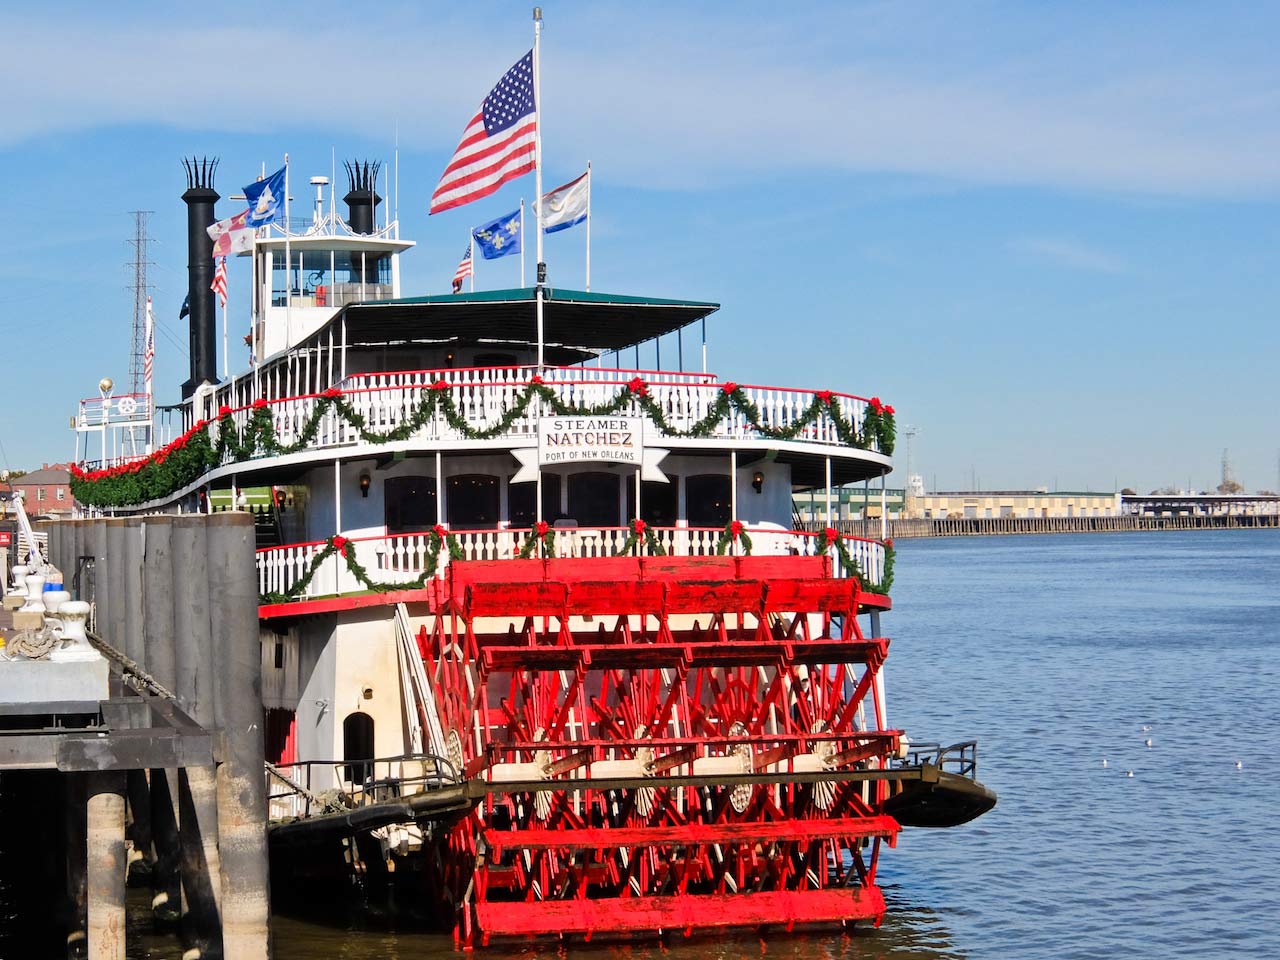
[337,287,720,352]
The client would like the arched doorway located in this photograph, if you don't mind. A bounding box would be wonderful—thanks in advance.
[342,712,375,785]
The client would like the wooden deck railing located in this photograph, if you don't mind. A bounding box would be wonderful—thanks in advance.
[256,526,887,604]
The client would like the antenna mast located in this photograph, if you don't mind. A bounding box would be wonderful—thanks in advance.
[126,211,156,395]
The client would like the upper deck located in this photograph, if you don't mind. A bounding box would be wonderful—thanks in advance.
[72,359,895,511]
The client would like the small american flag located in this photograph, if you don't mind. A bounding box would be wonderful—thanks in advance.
[452,241,474,293]
[143,296,155,395]
[211,256,228,307]
[430,51,537,215]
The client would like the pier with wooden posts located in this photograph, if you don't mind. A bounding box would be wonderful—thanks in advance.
[828,512,1280,540]
[1,513,269,960]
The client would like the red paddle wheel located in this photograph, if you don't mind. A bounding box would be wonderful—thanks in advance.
[417,554,902,945]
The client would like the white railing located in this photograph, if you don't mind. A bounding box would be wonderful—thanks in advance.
[258,527,886,604]
[84,367,881,475]
[202,372,873,470]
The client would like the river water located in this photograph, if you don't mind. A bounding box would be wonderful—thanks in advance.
[123,530,1280,957]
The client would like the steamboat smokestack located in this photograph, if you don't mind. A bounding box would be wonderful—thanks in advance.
[343,160,382,235]
[344,160,384,285]
[181,157,220,398]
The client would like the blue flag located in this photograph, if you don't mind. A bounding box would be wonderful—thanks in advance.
[471,208,522,260]
[243,165,287,228]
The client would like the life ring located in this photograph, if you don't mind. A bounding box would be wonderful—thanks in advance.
[117,396,138,416]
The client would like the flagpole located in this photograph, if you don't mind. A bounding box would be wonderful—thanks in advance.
[586,161,591,292]
[145,296,154,453]
[520,198,526,288]
[284,153,292,348]
[221,288,228,380]
[533,6,545,371]
[469,237,475,292]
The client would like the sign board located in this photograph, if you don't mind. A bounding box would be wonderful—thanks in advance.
[511,420,669,484]
[0,532,10,547]
[538,416,644,467]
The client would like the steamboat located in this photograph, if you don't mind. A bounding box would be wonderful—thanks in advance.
[67,150,995,943]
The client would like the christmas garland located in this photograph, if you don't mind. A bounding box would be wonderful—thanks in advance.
[517,522,557,559]
[259,527,462,605]
[613,518,668,557]
[71,380,897,508]
[815,527,895,596]
[714,519,754,556]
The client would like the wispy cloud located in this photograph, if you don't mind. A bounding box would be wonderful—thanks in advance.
[2,4,1279,197]
[1010,236,1128,274]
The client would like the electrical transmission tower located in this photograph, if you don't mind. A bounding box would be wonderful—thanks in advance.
[126,211,156,395]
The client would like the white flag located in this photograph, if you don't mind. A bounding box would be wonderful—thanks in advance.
[541,171,589,234]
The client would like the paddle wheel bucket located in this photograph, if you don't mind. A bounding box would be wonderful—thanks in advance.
[417,555,904,944]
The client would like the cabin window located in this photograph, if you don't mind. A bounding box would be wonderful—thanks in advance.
[509,474,561,528]
[567,472,621,527]
[625,478,679,527]
[385,476,438,534]
[342,712,375,785]
[686,474,731,528]
[447,474,500,529]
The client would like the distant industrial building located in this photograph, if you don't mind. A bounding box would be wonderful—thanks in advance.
[915,490,1120,520]
[1122,493,1280,517]
[794,482,1121,522]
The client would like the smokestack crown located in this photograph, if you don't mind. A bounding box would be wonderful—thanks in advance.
[344,160,382,235]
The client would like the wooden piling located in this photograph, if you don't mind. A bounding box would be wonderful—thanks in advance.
[171,516,224,958]
[86,771,127,960]
[142,516,183,924]
[207,512,271,960]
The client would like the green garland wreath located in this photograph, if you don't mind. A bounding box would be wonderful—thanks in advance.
[72,380,897,508]
[517,522,557,559]
[815,528,895,596]
[259,528,462,604]
[714,520,753,556]
[613,518,668,557]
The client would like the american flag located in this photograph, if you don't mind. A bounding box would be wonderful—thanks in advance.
[211,256,228,308]
[452,241,474,293]
[430,51,537,215]
[143,296,155,396]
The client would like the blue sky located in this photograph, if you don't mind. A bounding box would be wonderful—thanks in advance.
[1,1,1277,493]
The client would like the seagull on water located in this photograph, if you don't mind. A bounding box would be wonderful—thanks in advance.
[1126,771,1134,777]
[1145,739,1153,747]
[1235,761,1243,770]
